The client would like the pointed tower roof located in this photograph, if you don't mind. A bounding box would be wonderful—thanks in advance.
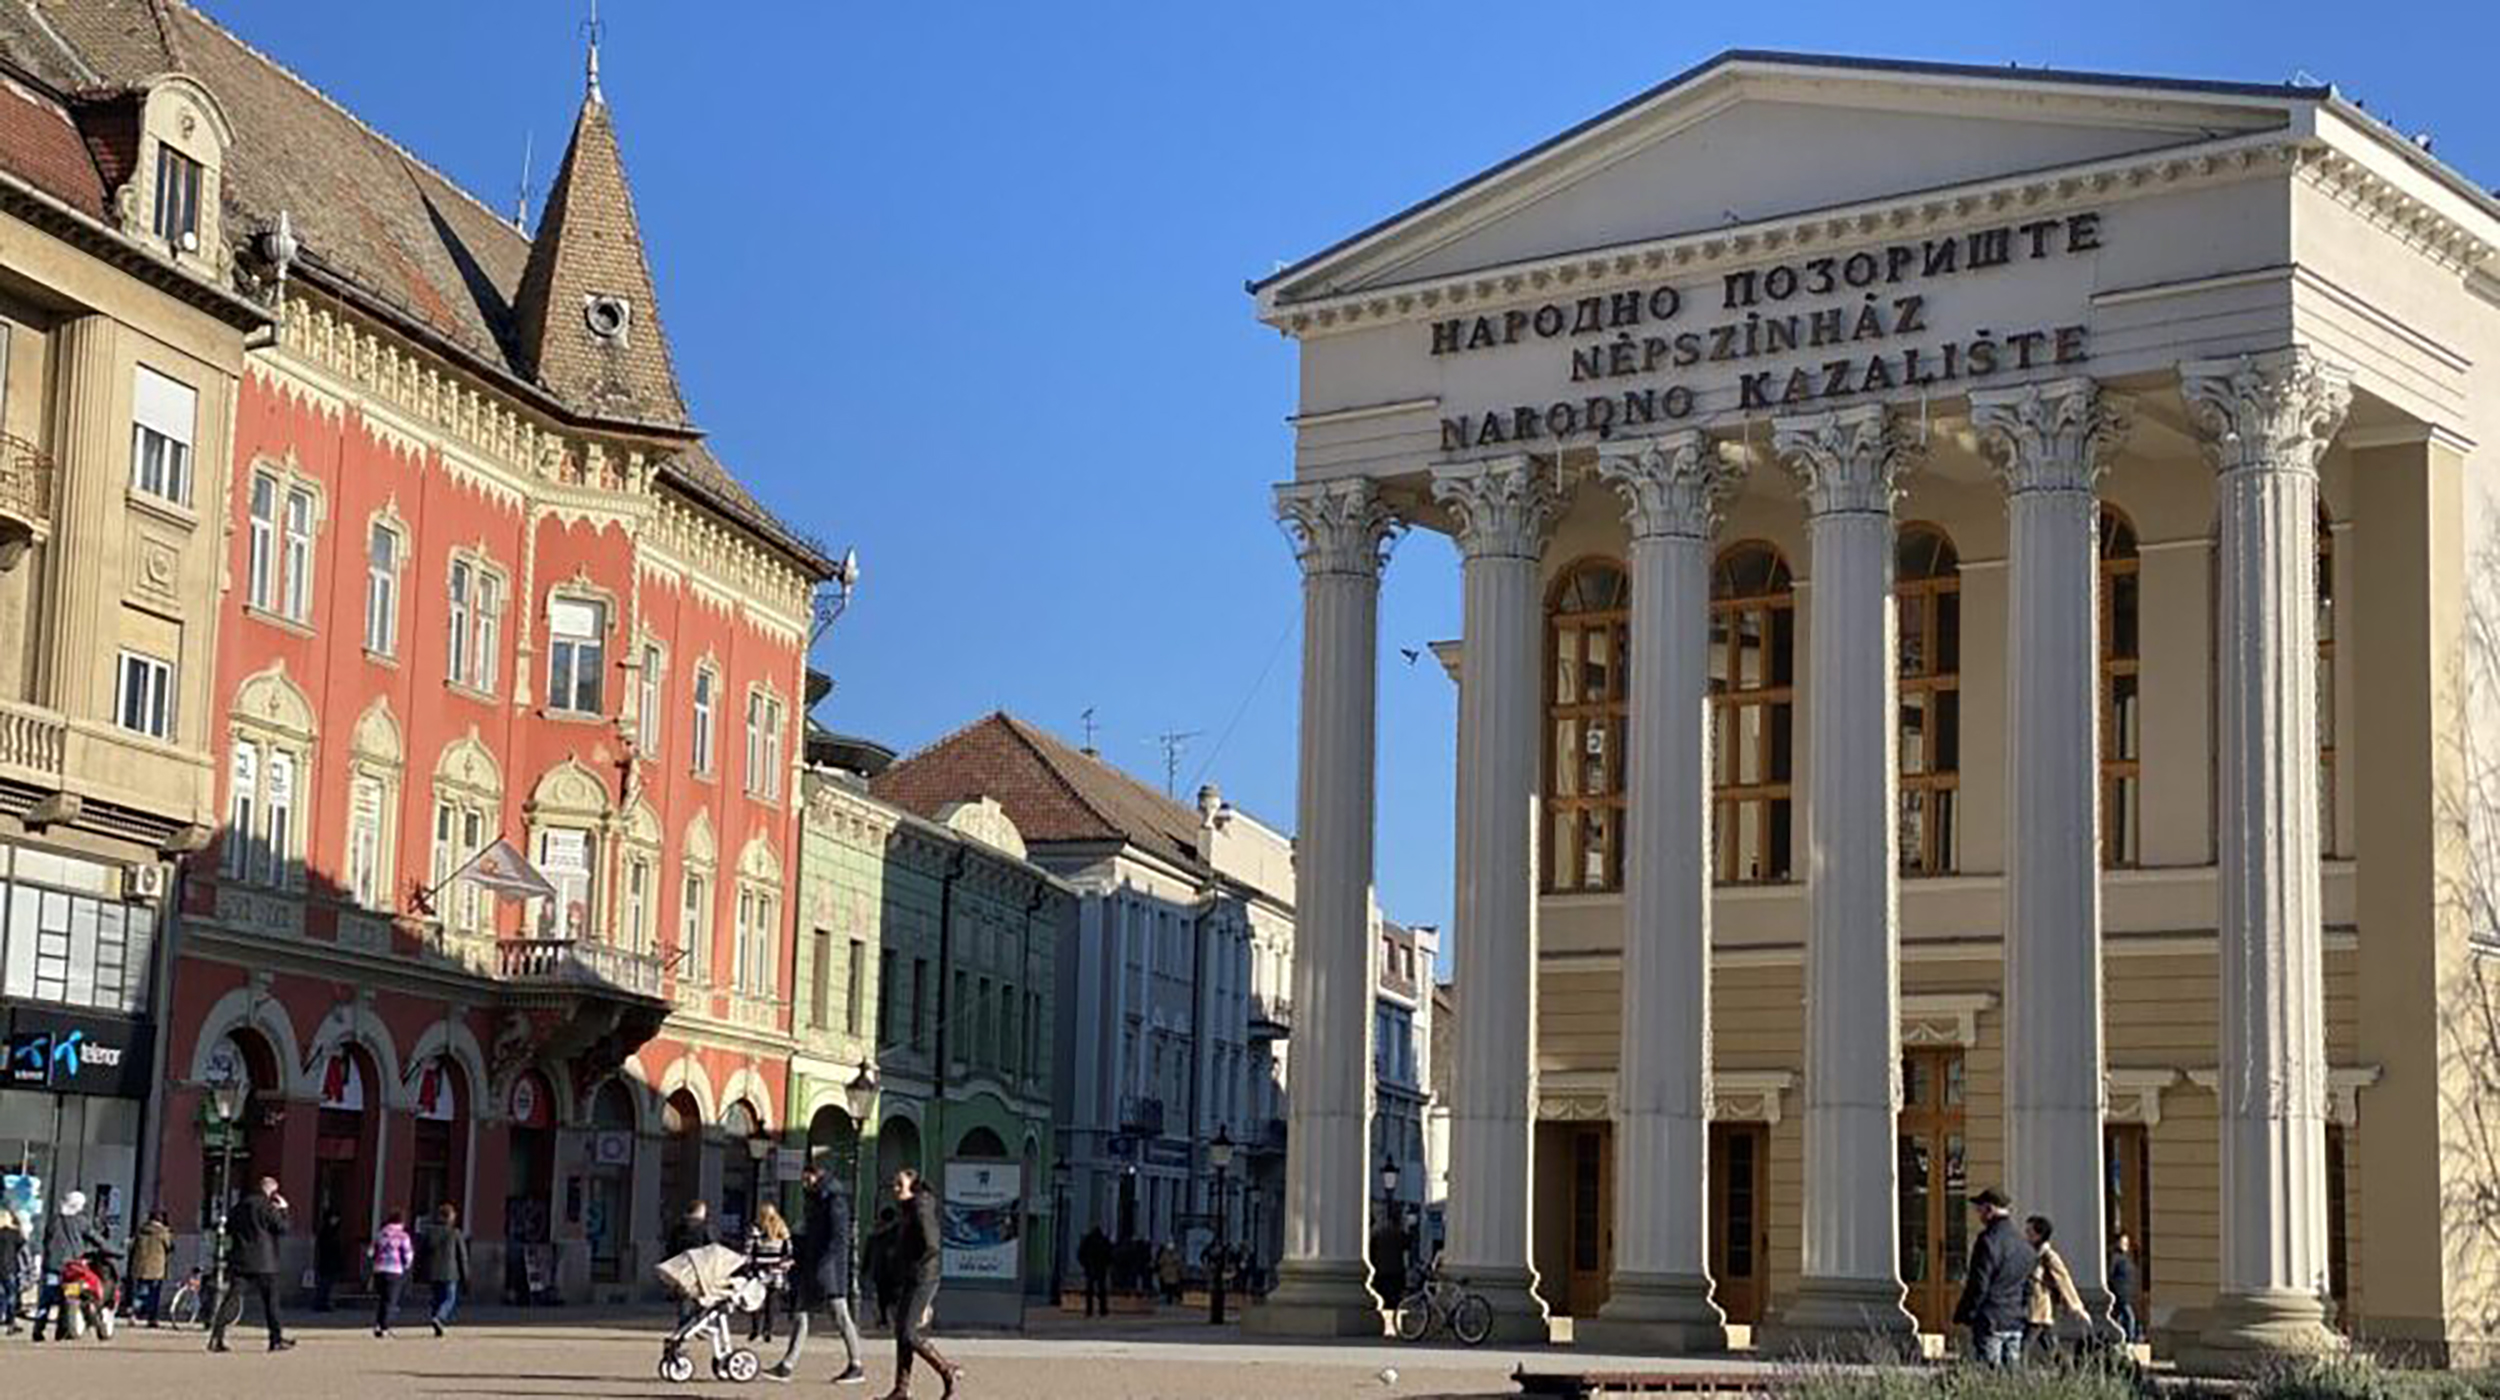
[508,66,691,432]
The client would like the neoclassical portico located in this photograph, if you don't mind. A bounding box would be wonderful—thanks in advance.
[1247,49,2498,1369]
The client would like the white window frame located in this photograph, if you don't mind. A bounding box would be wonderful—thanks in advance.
[247,472,276,609]
[636,642,664,755]
[623,851,654,956]
[691,666,717,775]
[225,740,258,879]
[131,366,195,506]
[365,520,402,657]
[745,687,785,801]
[348,773,386,908]
[534,825,598,941]
[546,594,607,715]
[680,870,712,985]
[431,797,492,935]
[262,748,297,890]
[113,649,174,740]
[476,571,503,693]
[280,484,316,622]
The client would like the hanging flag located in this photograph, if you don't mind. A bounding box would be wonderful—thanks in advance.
[462,838,558,902]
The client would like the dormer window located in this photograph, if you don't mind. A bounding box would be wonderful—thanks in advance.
[153,144,203,249]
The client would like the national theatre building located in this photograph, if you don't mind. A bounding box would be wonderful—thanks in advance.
[1245,53,2500,1367]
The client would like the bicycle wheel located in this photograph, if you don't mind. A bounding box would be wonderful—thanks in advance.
[169,1286,201,1328]
[1450,1291,1494,1346]
[1392,1291,1433,1342]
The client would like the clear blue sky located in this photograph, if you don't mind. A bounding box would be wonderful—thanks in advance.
[206,1,2497,958]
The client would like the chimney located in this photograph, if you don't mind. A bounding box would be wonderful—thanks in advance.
[1196,783,1222,823]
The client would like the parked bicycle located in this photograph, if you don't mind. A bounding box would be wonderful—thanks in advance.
[164,1268,206,1327]
[1393,1261,1493,1346]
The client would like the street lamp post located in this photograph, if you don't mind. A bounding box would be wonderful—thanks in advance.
[1049,1159,1071,1308]
[1377,1150,1402,1291]
[843,1063,879,1262]
[1207,1124,1234,1326]
[205,1069,246,1326]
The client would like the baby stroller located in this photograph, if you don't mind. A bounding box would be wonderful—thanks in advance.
[654,1243,785,1384]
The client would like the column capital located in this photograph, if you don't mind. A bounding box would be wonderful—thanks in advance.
[1431,454,1562,561]
[2180,348,2352,478]
[1772,404,1922,518]
[1971,377,2130,496]
[1594,430,1746,541]
[1275,476,1402,579]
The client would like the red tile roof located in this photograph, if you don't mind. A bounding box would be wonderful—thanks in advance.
[872,713,1210,876]
[0,69,103,216]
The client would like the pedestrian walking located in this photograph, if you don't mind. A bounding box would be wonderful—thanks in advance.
[313,1209,346,1311]
[370,1210,414,1336]
[0,1209,25,1334]
[1076,1226,1112,1317]
[130,1209,175,1327]
[2108,1230,2142,1343]
[1155,1240,1183,1305]
[1369,1214,1409,1307]
[1952,1187,2035,1369]
[866,1206,901,1328]
[879,1167,959,1400]
[416,1202,470,1336]
[768,1161,866,1385]
[31,1189,104,1342]
[208,1175,294,1353]
[745,1202,793,1343]
[2024,1215,2090,1360]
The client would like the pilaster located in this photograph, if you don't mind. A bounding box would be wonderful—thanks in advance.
[1762,404,1921,1351]
[1431,453,1561,1343]
[2176,348,2350,1371]
[1251,475,1401,1338]
[44,316,125,716]
[1581,431,1741,1353]
[1973,376,2128,1335]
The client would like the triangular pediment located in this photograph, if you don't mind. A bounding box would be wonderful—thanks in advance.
[1260,52,2308,308]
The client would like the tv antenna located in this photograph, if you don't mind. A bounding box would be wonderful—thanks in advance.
[1080,707,1100,755]
[513,131,535,231]
[1151,729,1203,798]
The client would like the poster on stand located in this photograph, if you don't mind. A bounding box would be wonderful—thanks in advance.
[941,1161,1021,1281]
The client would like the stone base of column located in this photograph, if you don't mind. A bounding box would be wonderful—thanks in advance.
[1757,1276,1920,1360]
[1463,1265,1553,1345]
[2170,1290,2343,1375]
[1576,1272,1729,1354]
[1241,1258,1385,1338]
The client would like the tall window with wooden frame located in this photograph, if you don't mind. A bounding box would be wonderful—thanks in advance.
[1709,543,1795,883]
[2100,508,2143,867]
[2316,504,2338,859]
[1545,560,1629,893]
[1896,525,1961,875]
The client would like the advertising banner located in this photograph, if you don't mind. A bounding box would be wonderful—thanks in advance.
[941,1161,1021,1282]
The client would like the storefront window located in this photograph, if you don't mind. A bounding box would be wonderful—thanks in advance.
[0,846,157,1014]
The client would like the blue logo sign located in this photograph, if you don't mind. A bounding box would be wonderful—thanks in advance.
[6,1032,51,1087]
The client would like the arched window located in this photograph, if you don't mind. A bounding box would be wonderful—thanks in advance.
[2316,503,2337,857]
[1710,544,1795,883]
[1546,559,1629,893]
[1896,526,1960,875]
[2099,508,2142,868]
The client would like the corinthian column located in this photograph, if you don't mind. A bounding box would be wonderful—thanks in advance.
[2179,349,2349,1370]
[1973,378,2129,1336]
[1580,431,1742,1353]
[1764,404,1921,1351]
[1431,453,1562,1343]
[1251,475,1402,1338]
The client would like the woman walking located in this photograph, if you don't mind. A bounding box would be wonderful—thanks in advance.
[2024,1214,2089,1362]
[745,1203,794,1343]
[0,1209,24,1334]
[370,1211,414,1337]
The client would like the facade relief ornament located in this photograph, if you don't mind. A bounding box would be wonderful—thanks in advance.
[1430,454,1563,560]
[1594,430,1745,540]
[1274,477,1402,579]
[1970,377,2130,496]
[2179,348,2353,478]
[1772,403,1923,517]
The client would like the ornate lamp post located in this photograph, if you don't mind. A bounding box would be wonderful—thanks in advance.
[843,1063,879,1250]
[205,1066,246,1322]
[1377,1149,1403,1289]
[1207,1124,1235,1325]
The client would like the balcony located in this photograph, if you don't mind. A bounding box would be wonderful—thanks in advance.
[0,699,65,785]
[1248,994,1293,1041]
[494,937,670,1080]
[1120,1094,1166,1138]
[0,431,52,570]
[498,937,664,997]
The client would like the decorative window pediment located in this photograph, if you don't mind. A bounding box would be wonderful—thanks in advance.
[528,756,612,822]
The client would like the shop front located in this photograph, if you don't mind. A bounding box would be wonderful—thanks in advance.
[1,1005,157,1240]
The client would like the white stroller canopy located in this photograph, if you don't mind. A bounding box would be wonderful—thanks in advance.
[654,1243,752,1304]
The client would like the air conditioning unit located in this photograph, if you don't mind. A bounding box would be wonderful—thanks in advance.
[126,863,169,901]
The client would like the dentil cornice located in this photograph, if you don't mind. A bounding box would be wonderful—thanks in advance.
[1773,404,1923,518]
[1594,430,1746,541]
[1275,476,1403,578]
[2179,348,2353,478]
[1970,377,2131,496]
[1431,455,1564,560]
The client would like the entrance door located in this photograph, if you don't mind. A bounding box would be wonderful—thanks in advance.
[2103,1124,2150,1325]
[1566,1125,1612,1316]
[1897,1047,1968,1334]
[1709,1123,1769,1325]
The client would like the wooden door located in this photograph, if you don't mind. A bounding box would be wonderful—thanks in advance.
[2103,1124,2151,1325]
[1566,1126,1613,1315]
[1709,1123,1770,1324]
[1897,1048,1968,1333]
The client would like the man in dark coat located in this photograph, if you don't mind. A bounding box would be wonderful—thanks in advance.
[769,1162,865,1384]
[1953,1187,2037,1368]
[1077,1226,1113,1317]
[416,1202,471,1335]
[881,1168,958,1400]
[209,1175,295,1354]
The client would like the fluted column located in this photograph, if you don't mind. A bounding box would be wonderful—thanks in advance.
[1580,431,1743,1353]
[2179,349,2349,1369]
[1764,404,1921,1350]
[1973,378,2129,1336]
[1252,476,1402,1338]
[1433,453,1562,1343]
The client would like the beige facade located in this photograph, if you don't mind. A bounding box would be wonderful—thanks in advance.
[1251,53,2500,1366]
